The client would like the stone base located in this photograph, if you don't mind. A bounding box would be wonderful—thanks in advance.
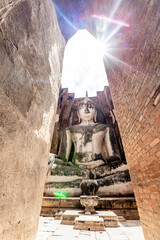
[55,210,63,220]
[97,211,119,227]
[73,215,105,231]
[41,197,139,220]
[61,210,119,228]
[61,210,79,225]
[117,216,126,222]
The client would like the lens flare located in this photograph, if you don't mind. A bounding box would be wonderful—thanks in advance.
[54,191,68,198]
[93,15,130,28]
[92,12,131,65]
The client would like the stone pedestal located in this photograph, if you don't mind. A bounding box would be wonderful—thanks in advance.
[55,210,63,220]
[73,215,105,231]
[97,211,119,227]
[60,210,119,228]
[80,195,99,213]
[61,210,79,225]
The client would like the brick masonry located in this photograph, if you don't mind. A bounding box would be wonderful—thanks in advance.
[105,1,160,240]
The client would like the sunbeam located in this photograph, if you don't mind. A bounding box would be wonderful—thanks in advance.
[92,7,131,71]
[109,0,123,22]
[104,51,133,69]
[92,12,131,61]
[53,1,78,32]
[104,25,122,44]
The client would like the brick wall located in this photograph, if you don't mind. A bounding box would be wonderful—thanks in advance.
[106,1,160,239]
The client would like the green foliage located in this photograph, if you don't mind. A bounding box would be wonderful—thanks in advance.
[58,154,66,161]
[51,164,85,176]
[72,152,86,165]
[49,180,81,189]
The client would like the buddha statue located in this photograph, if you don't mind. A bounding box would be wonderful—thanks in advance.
[63,95,121,170]
[44,94,133,197]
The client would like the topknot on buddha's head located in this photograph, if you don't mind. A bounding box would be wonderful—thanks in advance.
[78,91,95,109]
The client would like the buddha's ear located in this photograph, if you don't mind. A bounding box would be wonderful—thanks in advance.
[77,111,81,123]
[94,110,97,122]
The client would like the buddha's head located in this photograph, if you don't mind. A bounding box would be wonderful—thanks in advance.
[77,95,97,123]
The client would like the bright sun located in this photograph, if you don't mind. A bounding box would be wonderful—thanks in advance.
[96,41,107,57]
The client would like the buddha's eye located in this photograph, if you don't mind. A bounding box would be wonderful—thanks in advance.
[88,104,94,108]
[79,104,83,108]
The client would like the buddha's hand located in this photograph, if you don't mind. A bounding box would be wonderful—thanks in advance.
[105,155,121,164]
[92,153,105,162]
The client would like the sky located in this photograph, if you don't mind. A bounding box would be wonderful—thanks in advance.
[61,29,108,98]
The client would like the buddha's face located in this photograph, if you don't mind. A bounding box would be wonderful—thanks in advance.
[78,101,96,121]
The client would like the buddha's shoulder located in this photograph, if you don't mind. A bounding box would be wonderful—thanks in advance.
[92,123,107,132]
[66,125,86,133]
[66,123,108,133]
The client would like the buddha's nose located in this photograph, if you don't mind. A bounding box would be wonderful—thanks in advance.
[84,106,90,113]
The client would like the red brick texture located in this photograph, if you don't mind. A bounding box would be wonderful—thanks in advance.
[106,1,160,239]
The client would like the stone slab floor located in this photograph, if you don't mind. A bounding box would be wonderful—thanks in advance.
[36,216,145,240]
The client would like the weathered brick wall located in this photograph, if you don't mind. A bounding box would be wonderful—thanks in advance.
[106,1,160,239]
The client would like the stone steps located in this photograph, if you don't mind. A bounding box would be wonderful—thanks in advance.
[61,210,119,229]
[73,215,105,231]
